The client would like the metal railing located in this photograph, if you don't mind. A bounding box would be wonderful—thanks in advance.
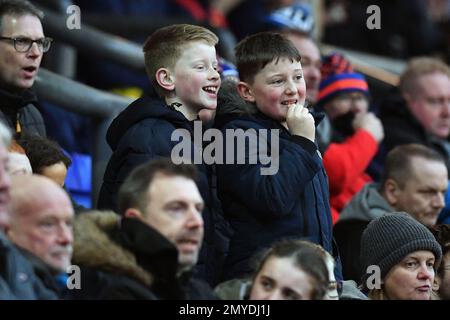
[31,0,408,209]
[34,68,133,207]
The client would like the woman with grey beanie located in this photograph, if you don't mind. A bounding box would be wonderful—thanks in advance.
[360,212,442,300]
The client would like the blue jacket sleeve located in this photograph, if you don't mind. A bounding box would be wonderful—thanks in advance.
[216,120,323,218]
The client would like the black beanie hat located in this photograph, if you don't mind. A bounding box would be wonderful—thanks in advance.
[360,212,442,288]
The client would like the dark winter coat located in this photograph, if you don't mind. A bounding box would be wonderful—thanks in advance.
[97,89,230,286]
[214,82,334,281]
[0,88,46,136]
[71,211,216,300]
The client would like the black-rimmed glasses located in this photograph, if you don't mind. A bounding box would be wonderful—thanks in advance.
[0,36,53,53]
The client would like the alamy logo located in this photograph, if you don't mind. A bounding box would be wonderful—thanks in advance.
[366,5,381,30]
[171,121,280,175]
[66,265,81,290]
[366,265,381,290]
[66,5,81,30]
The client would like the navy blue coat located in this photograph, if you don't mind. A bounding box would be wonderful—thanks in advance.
[98,91,229,286]
[215,84,334,281]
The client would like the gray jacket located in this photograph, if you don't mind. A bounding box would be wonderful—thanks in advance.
[0,232,56,299]
[339,183,393,222]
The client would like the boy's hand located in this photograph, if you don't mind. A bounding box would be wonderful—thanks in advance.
[286,103,315,142]
[352,112,384,143]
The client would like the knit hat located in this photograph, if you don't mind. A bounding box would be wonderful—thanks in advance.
[263,3,315,36]
[317,53,369,107]
[360,212,442,289]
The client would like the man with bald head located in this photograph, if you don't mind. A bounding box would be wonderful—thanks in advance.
[0,121,55,299]
[7,174,74,297]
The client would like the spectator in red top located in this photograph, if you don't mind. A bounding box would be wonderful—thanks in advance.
[317,53,384,223]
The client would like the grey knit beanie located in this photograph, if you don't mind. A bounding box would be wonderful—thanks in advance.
[360,212,442,288]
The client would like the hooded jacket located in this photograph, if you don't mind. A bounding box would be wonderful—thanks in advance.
[0,88,46,136]
[339,183,392,222]
[97,90,230,286]
[214,81,335,281]
[71,211,216,300]
[334,183,392,282]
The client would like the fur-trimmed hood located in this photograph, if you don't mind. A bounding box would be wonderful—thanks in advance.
[72,211,153,287]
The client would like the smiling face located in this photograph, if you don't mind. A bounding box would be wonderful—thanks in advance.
[241,57,306,122]
[0,14,44,91]
[141,174,204,268]
[169,41,221,115]
[384,250,436,300]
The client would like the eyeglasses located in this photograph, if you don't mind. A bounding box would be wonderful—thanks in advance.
[0,36,53,53]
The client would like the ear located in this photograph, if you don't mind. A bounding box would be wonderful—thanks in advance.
[237,81,255,103]
[383,178,400,207]
[124,208,143,220]
[155,68,175,92]
[433,276,441,292]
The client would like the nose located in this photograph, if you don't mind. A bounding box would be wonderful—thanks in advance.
[441,101,450,117]
[186,206,204,230]
[58,222,73,245]
[432,192,445,209]
[27,42,42,58]
[417,263,434,281]
[285,80,297,95]
[208,66,220,81]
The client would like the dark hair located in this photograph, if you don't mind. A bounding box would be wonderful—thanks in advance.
[16,133,71,173]
[252,239,329,299]
[380,144,446,190]
[235,32,301,84]
[117,158,198,216]
[0,0,43,32]
[431,224,450,278]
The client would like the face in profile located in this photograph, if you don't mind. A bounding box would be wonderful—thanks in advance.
[40,161,68,187]
[249,256,316,300]
[8,177,74,273]
[406,72,450,139]
[390,157,448,227]
[383,250,436,300]
[241,57,306,122]
[140,174,204,268]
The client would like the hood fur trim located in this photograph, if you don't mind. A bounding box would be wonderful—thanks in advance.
[72,211,153,286]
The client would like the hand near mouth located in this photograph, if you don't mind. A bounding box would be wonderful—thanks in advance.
[286,103,315,142]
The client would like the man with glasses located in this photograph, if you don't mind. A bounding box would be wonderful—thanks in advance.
[316,53,384,223]
[0,0,51,136]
